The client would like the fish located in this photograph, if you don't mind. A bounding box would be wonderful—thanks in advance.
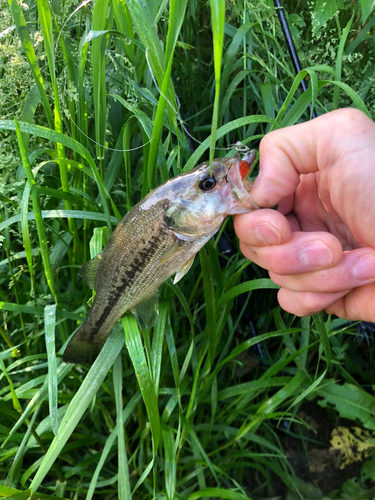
[63,148,257,364]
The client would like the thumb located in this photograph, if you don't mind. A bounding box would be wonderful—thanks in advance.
[251,108,375,208]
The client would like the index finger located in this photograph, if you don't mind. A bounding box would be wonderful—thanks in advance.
[251,108,374,208]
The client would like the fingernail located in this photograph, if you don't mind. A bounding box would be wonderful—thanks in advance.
[299,241,333,269]
[255,223,281,245]
[351,254,375,280]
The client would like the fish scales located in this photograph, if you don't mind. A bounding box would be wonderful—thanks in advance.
[63,150,257,364]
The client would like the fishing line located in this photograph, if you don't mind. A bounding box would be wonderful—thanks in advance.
[57,3,247,155]
[144,49,240,153]
[64,108,155,152]
[55,0,93,52]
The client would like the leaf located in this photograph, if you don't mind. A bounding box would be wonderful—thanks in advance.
[122,315,160,449]
[92,0,110,159]
[187,487,252,500]
[333,15,353,109]
[312,0,343,33]
[0,210,119,233]
[209,0,225,165]
[183,115,276,173]
[15,118,56,301]
[312,313,331,366]
[0,358,22,413]
[317,381,375,430]
[113,355,131,500]
[29,327,124,490]
[8,0,53,127]
[44,304,58,436]
[0,120,112,231]
[162,424,177,500]
[360,0,375,23]
[199,247,216,366]
[217,279,279,309]
[85,392,141,500]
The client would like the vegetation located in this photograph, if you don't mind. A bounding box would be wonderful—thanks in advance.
[1,0,375,498]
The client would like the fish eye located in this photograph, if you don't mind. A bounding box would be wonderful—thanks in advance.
[199,176,216,191]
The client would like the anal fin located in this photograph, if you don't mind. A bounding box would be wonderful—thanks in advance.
[131,292,159,330]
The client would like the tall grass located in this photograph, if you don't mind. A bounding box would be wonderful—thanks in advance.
[1,0,375,498]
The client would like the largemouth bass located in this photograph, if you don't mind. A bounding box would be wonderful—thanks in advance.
[63,149,257,364]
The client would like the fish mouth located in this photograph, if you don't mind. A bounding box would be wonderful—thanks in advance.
[227,149,256,192]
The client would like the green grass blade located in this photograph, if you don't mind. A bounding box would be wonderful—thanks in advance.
[151,302,168,394]
[20,182,33,296]
[92,0,110,159]
[29,327,124,490]
[36,0,80,252]
[113,355,131,500]
[347,15,375,53]
[333,15,353,109]
[187,488,252,500]
[209,0,225,166]
[182,415,219,487]
[221,23,252,92]
[8,0,53,127]
[0,210,119,233]
[146,54,175,190]
[146,0,187,188]
[112,0,135,60]
[287,368,328,411]
[85,392,141,500]
[329,79,371,117]
[122,315,160,449]
[44,304,58,436]
[217,279,279,309]
[220,70,251,125]
[1,364,72,449]
[199,247,216,366]
[123,0,163,70]
[312,313,331,366]
[165,280,194,333]
[14,118,57,301]
[0,120,112,230]
[6,405,41,487]
[0,358,22,413]
[36,0,55,76]
[165,317,180,390]
[162,424,177,500]
[183,115,276,172]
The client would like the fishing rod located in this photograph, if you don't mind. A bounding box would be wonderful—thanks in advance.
[273,0,317,118]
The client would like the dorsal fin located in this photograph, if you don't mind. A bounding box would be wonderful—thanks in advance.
[78,253,102,290]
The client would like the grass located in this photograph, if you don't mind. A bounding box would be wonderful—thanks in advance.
[1,0,375,498]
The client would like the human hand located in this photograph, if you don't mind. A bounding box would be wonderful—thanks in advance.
[234,108,375,321]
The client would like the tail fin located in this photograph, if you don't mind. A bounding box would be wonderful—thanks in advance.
[63,325,104,364]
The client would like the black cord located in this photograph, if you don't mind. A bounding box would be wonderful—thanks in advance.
[273,0,317,118]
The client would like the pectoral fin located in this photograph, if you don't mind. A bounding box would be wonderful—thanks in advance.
[173,255,195,284]
[149,242,184,273]
[131,292,159,330]
[78,253,102,290]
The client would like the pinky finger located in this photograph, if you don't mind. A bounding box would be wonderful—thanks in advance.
[277,288,351,317]
[325,283,375,322]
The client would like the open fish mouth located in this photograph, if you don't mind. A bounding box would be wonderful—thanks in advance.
[227,149,257,192]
